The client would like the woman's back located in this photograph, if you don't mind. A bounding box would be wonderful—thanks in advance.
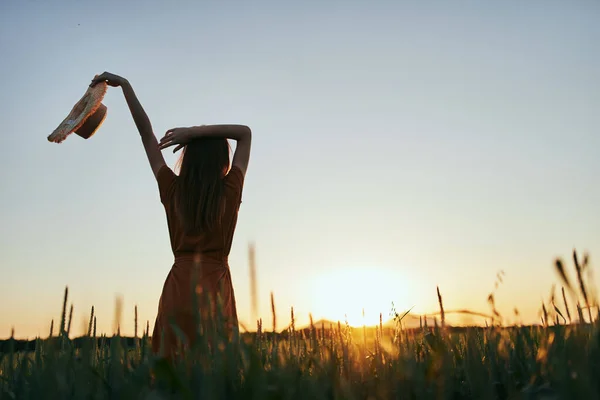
[157,164,245,261]
[152,164,246,358]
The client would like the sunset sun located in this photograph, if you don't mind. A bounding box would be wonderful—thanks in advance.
[309,267,411,327]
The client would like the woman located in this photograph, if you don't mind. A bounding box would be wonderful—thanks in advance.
[91,72,251,359]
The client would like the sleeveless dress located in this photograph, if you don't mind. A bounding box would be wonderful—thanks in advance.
[151,164,244,359]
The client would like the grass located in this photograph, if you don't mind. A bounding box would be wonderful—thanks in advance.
[1,249,599,399]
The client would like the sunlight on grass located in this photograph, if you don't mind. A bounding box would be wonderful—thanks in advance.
[0,249,599,399]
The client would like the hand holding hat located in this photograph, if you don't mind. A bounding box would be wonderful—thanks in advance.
[90,72,128,88]
[47,74,109,143]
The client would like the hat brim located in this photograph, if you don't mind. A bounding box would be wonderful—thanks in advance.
[48,81,108,143]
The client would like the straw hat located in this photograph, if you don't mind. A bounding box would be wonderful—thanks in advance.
[48,78,108,143]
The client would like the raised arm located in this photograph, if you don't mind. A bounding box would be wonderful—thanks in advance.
[159,124,252,176]
[90,72,166,178]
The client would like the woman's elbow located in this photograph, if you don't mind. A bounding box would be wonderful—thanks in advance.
[241,125,252,141]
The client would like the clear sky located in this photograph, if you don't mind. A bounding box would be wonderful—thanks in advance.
[1,0,599,339]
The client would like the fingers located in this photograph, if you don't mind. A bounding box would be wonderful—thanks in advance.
[159,128,179,144]
[159,137,179,150]
[158,141,183,153]
[90,72,106,87]
[158,128,187,152]
[90,71,120,87]
[158,139,174,150]
[159,132,174,145]
[164,128,181,137]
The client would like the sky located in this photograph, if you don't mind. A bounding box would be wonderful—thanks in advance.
[1,0,599,339]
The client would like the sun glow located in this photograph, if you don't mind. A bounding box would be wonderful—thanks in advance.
[309,267,411,327]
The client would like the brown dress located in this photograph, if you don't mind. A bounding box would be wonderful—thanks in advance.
[151,164,244,359]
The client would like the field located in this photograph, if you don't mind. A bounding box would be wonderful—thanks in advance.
[1,251,599,399]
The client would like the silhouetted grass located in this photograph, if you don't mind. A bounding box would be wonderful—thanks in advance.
[1,250,599,399]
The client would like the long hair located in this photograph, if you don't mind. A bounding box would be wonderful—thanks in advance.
[174,138,231,234]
